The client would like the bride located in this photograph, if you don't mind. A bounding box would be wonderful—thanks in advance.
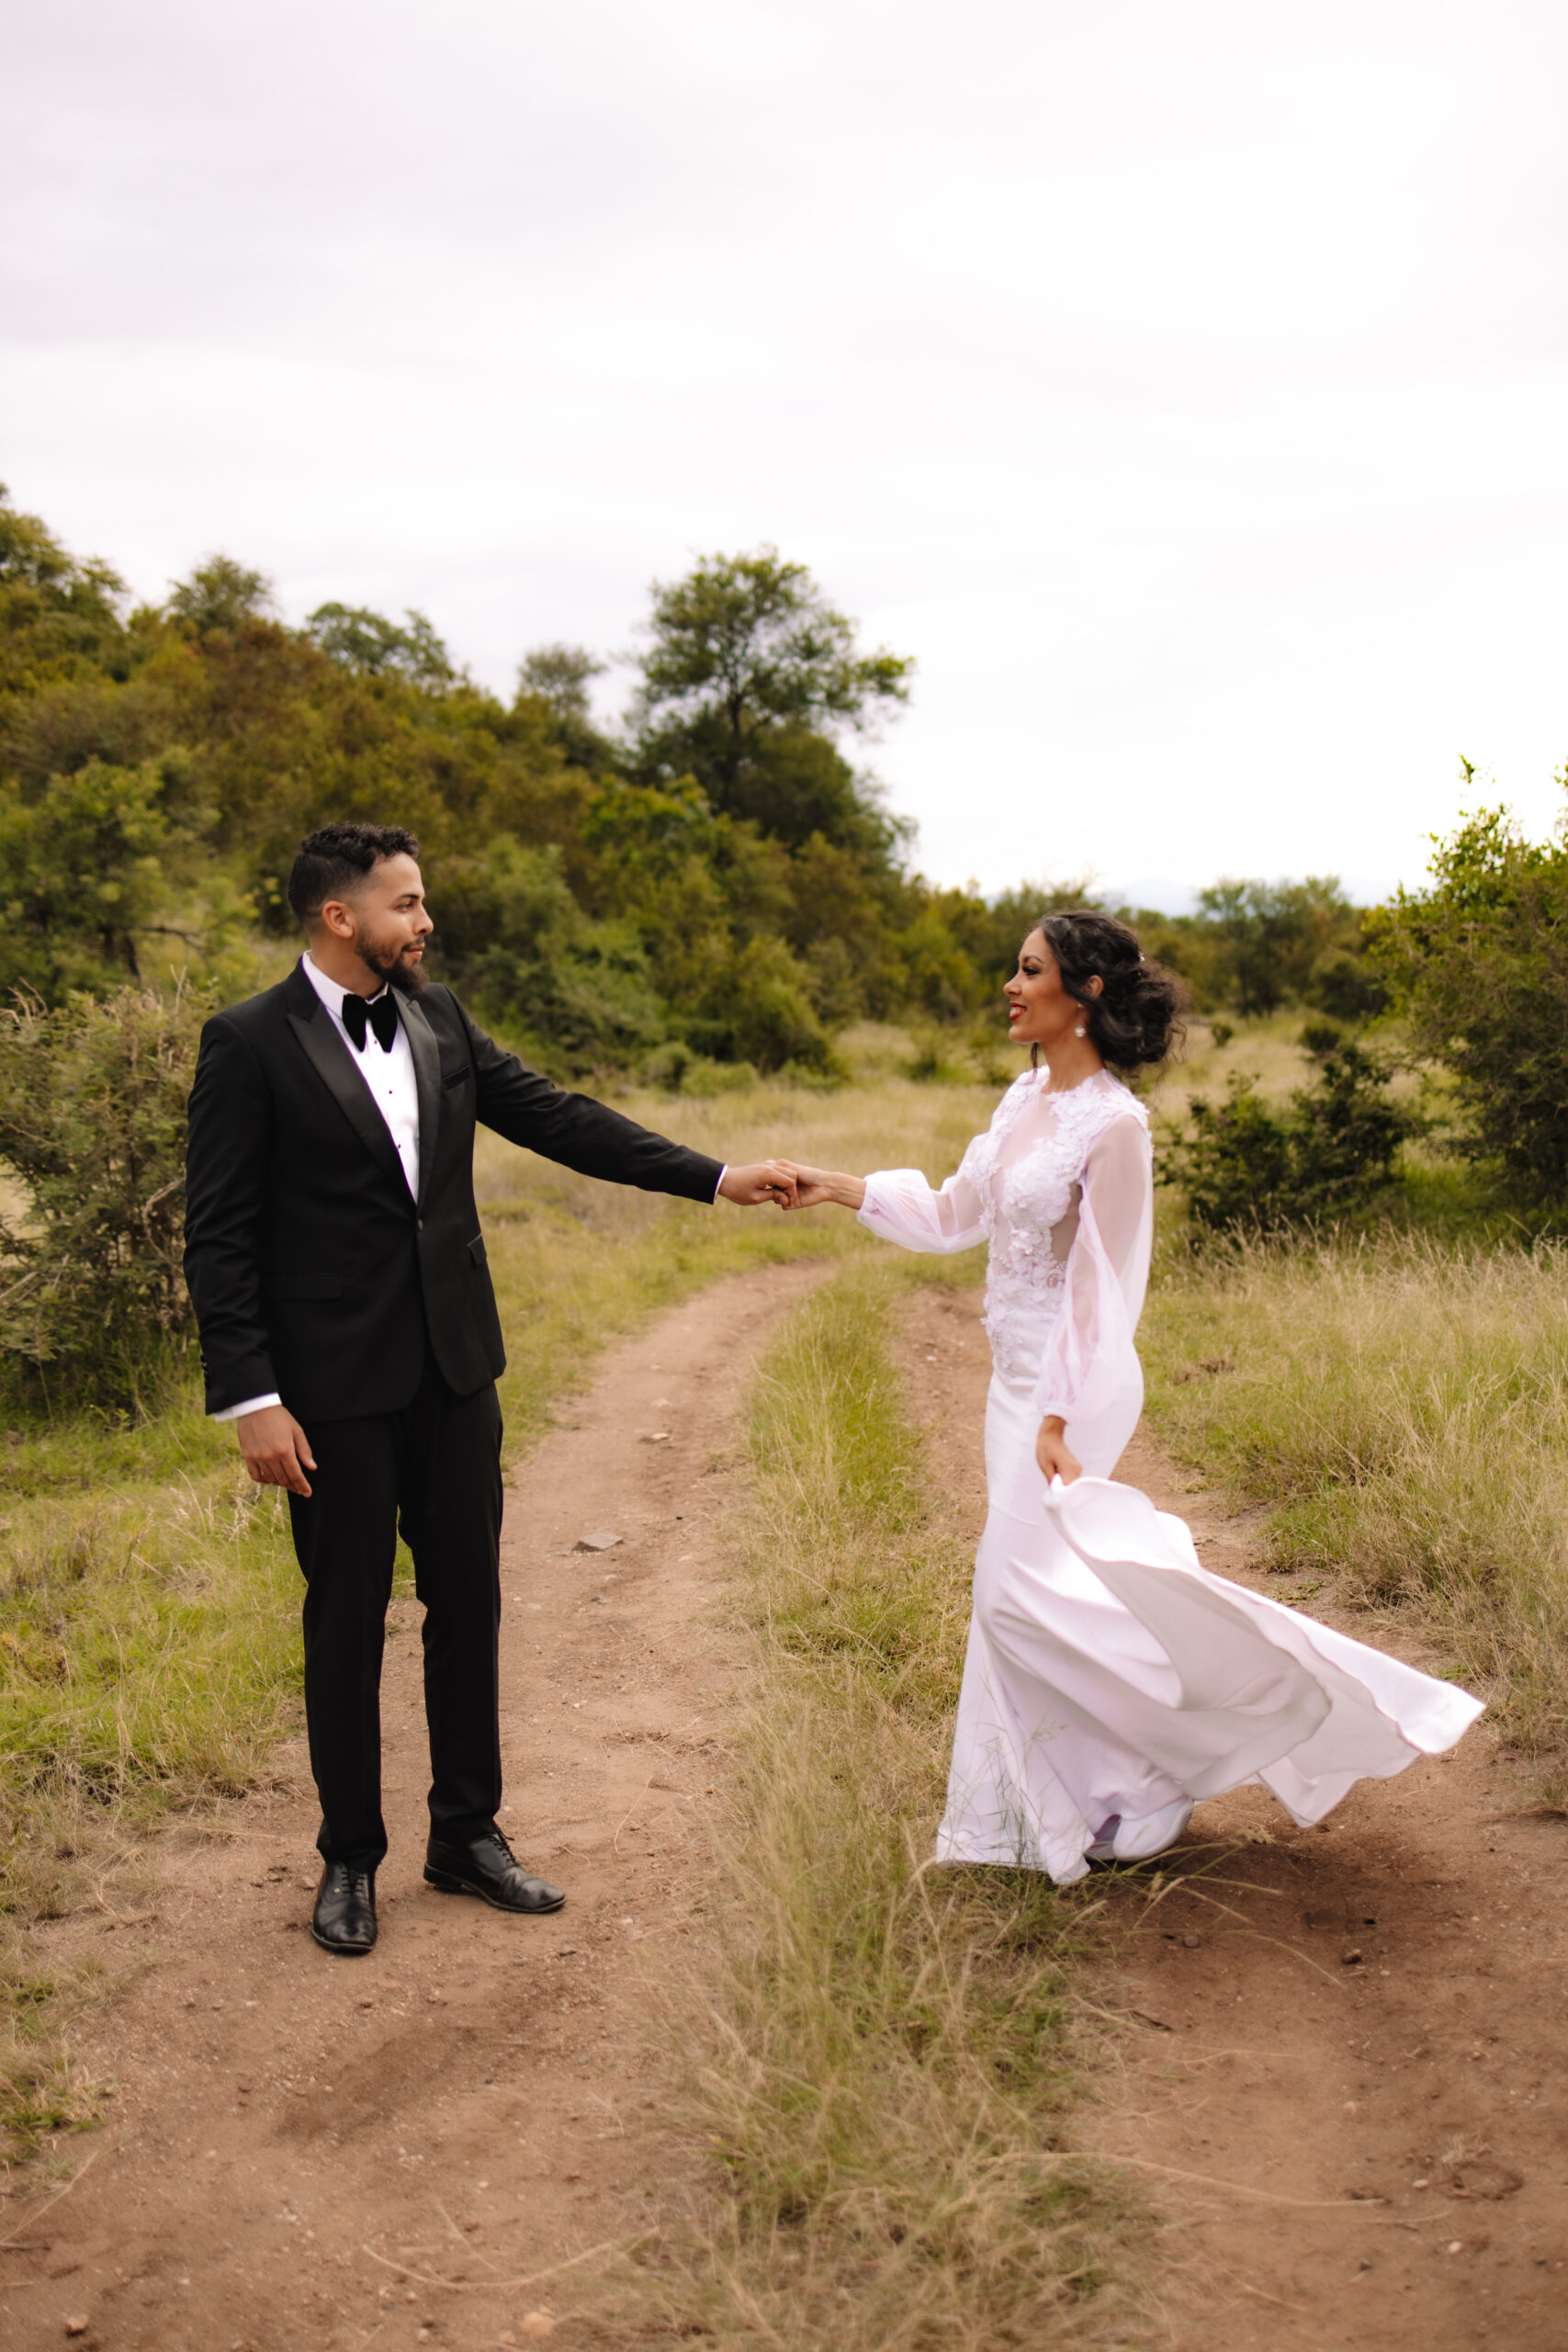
[781,910,1482,1882]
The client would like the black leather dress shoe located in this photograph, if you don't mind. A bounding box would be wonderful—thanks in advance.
[424,1829,565,1914]
[311,1861,378,1955]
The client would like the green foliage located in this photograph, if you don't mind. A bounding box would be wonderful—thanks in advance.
[164,553,276,636]
[434,835,664,1072]
[1164,1026,1420,1233]
[1370,790,1568,1202]
[1190,876,1366,1015]
[306,600,457,685]
[634,545,912,857]
[0,490,1393,1080]
[0,483,126,695]
[0,982,208,1407]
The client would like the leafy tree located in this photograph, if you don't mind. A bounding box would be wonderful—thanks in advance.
[165,555,276,637]
[1369,792,1568,1200]
[0,483,126,694]
[519,642,605,716]
[515,643,616,775]
[307,602,457,686]
[633,547,911,852]
[430,837,663,1074]
[0,981,207,1407]
[1195,876,1360,1016]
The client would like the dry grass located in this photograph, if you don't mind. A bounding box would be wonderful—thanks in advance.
[1142,1229,1568,1767]
[620,1264,1142,2350]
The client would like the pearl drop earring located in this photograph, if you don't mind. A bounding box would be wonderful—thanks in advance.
[1073,1023,1086,1038]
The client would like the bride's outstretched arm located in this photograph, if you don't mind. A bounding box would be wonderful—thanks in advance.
[781,1156,987,1252]
[777,1164,867,1211]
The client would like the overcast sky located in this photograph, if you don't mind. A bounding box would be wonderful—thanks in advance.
[4,0,1565,902]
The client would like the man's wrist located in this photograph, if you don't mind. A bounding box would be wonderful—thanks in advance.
[214,1392,282,1423]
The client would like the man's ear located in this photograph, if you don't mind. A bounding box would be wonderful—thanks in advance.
[316,896,358,944]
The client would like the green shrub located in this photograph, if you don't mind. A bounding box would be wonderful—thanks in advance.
[1163,1027,1420,1234]
[1370,793,1568,1202]
[0,981,207,1408]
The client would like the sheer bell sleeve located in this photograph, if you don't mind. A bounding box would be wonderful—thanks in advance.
[1031,1113,1154,1457]
[857,1142,987,1255]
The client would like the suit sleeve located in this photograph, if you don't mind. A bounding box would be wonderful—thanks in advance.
[183,1014,281,1413]
[457,999,726,1202]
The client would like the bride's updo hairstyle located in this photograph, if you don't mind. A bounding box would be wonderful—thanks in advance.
[1035,909,1187,1073]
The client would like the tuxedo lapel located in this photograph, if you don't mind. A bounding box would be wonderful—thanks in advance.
[397,990,441,1209]
[285,969,409,1196]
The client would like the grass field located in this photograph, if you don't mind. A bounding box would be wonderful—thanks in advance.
[1141,1231,1568,1771]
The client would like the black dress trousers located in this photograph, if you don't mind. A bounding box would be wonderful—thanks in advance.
[287,1352,504,1869]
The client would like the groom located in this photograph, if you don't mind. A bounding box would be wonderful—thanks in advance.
[184,820,793,1956]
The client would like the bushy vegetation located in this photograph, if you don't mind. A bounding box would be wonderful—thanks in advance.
[0,982,207,1409]
[1370,786,1568,1204]
[1161,1022,1421,1235]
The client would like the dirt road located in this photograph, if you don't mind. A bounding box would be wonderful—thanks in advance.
[902,1277,1568,2352]
[0,1260,820,2352]
[6,1261,1566,2352]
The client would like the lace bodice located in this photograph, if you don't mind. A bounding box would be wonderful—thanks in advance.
[961,1071,1146,1375]
[857,1068,1154,1430]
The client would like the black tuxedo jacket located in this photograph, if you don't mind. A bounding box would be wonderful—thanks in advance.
[183,962,725,1419]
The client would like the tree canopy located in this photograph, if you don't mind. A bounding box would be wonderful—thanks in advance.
[633,546,913,851]
[0,484,1384,1083]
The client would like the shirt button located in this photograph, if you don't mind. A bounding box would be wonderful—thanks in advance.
[417,1217,423,1231]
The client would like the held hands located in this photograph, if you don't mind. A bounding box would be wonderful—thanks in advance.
[717,1160,800,1208]
[1035,1415,1082,1487]
[237,1404,318,1498]
[771,1161,867,1212]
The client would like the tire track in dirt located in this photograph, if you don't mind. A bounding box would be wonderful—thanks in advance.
[897,1277,1568,2352]
[0,1258,823,2352]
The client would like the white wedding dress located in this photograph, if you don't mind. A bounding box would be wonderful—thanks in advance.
[860,1067,1483,1883]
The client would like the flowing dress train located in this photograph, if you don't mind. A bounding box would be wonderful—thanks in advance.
[859,1066,1483,1885]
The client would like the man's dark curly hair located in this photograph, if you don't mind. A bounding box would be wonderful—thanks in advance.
[287,821,422,923]
[1031,908,1187,1072]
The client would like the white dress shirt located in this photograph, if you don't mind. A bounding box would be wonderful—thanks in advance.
[214,957,732,1422]
[213,955,420,1422]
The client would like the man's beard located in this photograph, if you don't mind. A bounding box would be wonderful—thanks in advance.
[355,924,429,996]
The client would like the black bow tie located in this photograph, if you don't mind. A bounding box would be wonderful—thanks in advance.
[342,991,399,1053]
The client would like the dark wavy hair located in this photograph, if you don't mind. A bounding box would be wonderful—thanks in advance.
[1030,908,1186,1073]
[287,820,422,922]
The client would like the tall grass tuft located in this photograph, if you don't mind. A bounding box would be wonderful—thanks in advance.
[631,1266,1139,2350]
[1142,1228,1568,1758]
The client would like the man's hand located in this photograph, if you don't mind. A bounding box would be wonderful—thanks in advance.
[237,1404,318,1498]
[1036,1415,1082,1487]
[717,1161,798,1208]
